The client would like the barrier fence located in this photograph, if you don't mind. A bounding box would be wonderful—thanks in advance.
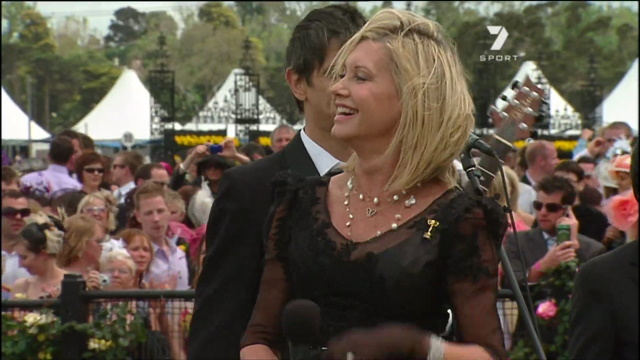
[2,274,518,359]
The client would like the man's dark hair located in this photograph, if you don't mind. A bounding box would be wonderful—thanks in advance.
[554,160,585,182]
[116,151,145,175]
[78,133,95,150]
[2,189,27,201]
[579,185,603,207]
[239,142,266,160]
[134,163,165,184]
[2,166,19,184]
[285,4,366,112]
[58,129,80,140]
[536,175,577,206]
[576,156,597,166]
[49,136,75,165]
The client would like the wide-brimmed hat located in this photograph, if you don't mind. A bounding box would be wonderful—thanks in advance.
[196,155,235,176]
[609,154,631,181]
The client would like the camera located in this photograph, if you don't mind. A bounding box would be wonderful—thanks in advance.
[209,144,223,154]
[98,274,111,287]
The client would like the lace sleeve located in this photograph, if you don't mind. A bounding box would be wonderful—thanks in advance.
[441,194,508,360]
[239,171,307,352]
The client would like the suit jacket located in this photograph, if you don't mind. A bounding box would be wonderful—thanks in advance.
[520,174,532,187]
[188,133,319,360]
[568,240,638,360]
[502,227,605,289]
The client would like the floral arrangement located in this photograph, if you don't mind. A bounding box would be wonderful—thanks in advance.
[2,302,147,360]
[604,190,638,232]
[510,259,578,360]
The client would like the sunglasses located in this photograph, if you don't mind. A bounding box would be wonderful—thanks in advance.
[82,206,107,214]
[532,200,565,213]
[1,207,31,218]
[84,167,105,174]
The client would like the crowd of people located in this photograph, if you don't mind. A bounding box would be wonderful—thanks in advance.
[2,4,638,360]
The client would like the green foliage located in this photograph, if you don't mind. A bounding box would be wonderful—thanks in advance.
[104,7,147,47]
[1,1,637,136]
[1,302,147,360]
[510,260,578,360]
[198,2,241,31]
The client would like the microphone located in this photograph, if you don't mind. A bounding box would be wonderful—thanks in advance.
[282,299,324,360]
[467,133,498,158]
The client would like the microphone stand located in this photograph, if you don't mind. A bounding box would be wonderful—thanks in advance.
[461,150,547,360]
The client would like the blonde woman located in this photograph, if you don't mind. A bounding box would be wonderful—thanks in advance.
[240,9,507,360]
[77,191,124,257]
[489,165,535,231]
[59,214,103,281]
[11,213,67,299]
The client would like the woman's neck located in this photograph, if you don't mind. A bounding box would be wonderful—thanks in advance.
[65,259,93,276]
[38,261,65,282]
[351,151,401,196]
[83,184,99,194]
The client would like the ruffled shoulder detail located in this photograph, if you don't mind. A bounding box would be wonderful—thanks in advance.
[434,190,507,281]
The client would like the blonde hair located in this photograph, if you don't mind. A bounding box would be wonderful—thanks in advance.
[488,166,520,210]
[329,9,474,191]
[165,189,185,214]
[77,190,118,232]
[59,214,99,267]
[100,248,136,275]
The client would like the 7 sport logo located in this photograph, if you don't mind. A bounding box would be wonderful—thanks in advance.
[480,26,518,62]
[486,26,509,51]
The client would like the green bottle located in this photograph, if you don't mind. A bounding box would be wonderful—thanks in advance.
[556,224,571,243]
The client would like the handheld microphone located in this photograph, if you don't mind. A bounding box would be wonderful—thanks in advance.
[467,133,498,158]
[282,299,324,360]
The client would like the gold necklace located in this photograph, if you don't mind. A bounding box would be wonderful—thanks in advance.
[344,176,419,239]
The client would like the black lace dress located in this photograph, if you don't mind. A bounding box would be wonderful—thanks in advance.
[240,173,508,359]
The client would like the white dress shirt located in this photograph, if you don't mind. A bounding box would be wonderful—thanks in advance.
[1,250,30,287]
[300,128,342,176]
[114,181,135,204]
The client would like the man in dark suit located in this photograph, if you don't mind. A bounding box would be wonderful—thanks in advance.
[503,175,605,289]
[187,5,366,359]
[567,143,638,360]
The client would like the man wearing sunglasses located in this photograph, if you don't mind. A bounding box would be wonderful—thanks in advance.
[503,175,605,289]
[1,190,31,293]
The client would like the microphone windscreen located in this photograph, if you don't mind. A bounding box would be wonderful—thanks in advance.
[282,299,322,345]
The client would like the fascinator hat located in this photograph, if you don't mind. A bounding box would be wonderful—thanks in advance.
[22,212,65,255]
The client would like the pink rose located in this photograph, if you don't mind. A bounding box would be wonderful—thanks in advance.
[604,191,639,232]
[536,299,558,320]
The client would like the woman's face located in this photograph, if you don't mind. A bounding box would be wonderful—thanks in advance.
[102,259,135,290]
[15,242,46,276]
[81,198,109,231]
[82,162,105,190]
[330,40,402,148]
[126,236,152,274]
[615,172,632,193]
[83,224,104,269]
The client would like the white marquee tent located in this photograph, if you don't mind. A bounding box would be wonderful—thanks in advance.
[185,68,286,137]
[597,58,638,134]
[2,87,51,142]
[72,68,180,144]
[494,61,582,136]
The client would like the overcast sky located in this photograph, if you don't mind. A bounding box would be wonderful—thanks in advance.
[32,1,638,37]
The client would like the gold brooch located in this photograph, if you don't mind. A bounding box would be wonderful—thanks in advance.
[423,219,440,239]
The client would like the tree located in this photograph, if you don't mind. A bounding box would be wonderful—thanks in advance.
[103,7,147,47]
[197,2,241,31]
